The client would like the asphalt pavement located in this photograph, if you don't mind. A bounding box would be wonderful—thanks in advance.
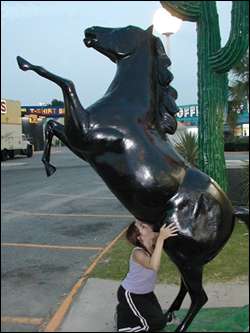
[1,148,131,332]
[1,148,249,332]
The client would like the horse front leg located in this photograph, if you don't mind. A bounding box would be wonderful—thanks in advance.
[42,120,88,177]
[42,120,58,177]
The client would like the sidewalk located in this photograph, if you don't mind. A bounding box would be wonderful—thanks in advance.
[58,278,249,332]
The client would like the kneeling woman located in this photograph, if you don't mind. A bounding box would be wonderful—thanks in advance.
[116,221,179,332]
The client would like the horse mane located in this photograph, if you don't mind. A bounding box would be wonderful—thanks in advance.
[152,36,179,135]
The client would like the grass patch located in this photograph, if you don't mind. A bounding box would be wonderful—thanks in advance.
[162,306,249,332]
[91,223,249,284]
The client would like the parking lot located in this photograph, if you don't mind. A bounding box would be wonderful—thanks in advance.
[1,148,131,332]
[1,148,248,332]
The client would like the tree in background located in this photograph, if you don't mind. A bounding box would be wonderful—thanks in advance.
[161,1,249,192]
[241,161,249,207]
[227,50,249,138]
[49,99,64,108]
[174,131,198,167]
[229,50,249,108]
[226,102,239,138]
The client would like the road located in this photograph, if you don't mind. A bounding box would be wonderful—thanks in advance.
[224,151,249,168]
[1,148,131,332]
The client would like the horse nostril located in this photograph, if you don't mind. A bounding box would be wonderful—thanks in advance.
[84,29,97,39]
[84,29,98,48]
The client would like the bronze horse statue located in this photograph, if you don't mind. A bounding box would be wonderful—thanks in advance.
[17,25,246,332]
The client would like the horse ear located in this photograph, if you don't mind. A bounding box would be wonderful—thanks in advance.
[146,25,154,35]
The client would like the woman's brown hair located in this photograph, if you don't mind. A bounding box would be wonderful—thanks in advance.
[126,221,151,255]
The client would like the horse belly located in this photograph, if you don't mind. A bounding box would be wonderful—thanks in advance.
[90,152,180,223]
[163,184,234,266]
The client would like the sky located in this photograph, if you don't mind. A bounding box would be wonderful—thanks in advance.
[1,1,232,107]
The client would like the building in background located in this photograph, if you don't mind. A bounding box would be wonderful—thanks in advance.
[2,102,247,152]
[176,104,249,137]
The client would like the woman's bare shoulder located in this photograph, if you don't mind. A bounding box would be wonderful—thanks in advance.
[132,248,149,260]
[132,248,152,269]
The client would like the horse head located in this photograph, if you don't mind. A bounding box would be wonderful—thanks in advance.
[84,24,179,137]
[84,25,153,63]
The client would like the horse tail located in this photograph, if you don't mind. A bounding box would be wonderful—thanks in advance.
[234,206,249,229]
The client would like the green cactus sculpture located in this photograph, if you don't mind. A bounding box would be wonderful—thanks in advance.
[160,1,249,191]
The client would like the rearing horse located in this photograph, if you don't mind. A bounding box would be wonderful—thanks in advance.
[17,25,239,332]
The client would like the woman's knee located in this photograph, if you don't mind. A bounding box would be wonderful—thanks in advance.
[149,317,167,331]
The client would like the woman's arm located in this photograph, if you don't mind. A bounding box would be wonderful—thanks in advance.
[133,223,178,272]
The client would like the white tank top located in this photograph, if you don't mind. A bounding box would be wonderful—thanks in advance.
[121,247,157,294]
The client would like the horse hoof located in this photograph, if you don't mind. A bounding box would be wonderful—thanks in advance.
[165,311,180,325]
[16,56,32,71]
[45,163,56,177]
[165,311,173,323]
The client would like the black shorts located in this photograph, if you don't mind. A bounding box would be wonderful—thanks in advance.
[116,285,167,332]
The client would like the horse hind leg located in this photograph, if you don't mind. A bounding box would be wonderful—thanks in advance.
[175,265,208,332]
[165,278,187,323]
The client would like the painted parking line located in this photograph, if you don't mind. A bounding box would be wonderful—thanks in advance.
[43,226,128,332]
[34,150,65,154]
[225,160,249,168]
[1,316,43,325]
[2,209,131,218]
[39,193,116,200]
[1,243,103,251]
[1,162,27,167]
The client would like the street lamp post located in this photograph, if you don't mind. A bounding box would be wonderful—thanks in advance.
[162,32,172,60]
[153,8,182,69]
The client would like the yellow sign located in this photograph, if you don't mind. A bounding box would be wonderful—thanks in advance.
[1,100,7,114]
[1,100,22,124]
[29,115,38,124]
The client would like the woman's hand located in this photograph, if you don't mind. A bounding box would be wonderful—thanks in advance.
[158,222,179,241]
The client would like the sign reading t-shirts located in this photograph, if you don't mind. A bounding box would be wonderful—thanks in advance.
[21,106,65,117]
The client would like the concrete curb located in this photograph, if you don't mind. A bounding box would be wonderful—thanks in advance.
[58,278,249,332]
[42,227,128,332]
